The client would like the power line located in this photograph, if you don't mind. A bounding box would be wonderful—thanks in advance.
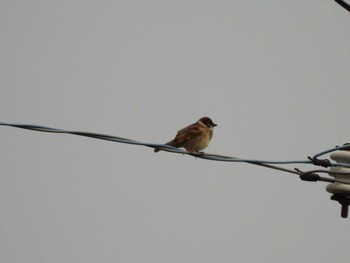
[0,121,349,184]
[334,0,350,12]
[2,121,350,217]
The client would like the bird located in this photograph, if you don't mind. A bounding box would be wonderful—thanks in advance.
[154,117,217,153]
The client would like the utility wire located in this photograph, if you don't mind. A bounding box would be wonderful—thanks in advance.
[1,122,350,185]
[313,144,350,159]
[334,0,350,12]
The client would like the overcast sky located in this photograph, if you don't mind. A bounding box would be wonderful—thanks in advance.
[1,1,350,262]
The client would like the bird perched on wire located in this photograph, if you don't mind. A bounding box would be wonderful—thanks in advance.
[154,117,217,153]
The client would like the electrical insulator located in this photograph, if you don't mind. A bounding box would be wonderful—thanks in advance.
[326,150,350,218]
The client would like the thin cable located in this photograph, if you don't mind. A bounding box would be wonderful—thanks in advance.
[308,169,350,177]
[299,169,350,184]
[0,122,307,167]
[333,162,350,168]
[1,122,349,181]
[334,0,350,12]
[313,144,350,159]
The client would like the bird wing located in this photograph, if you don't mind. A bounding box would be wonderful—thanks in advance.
[171,124,202,145]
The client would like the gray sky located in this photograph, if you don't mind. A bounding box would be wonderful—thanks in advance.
[1,1,350,262]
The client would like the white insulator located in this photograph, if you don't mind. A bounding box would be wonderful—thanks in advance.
[330,150,350,164]
[326,151,350,194]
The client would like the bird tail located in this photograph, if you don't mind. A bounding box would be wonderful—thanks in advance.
[154,141,175,153]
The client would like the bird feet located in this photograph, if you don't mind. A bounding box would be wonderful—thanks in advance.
[189,151,205,156]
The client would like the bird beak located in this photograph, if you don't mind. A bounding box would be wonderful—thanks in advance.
[213,123,217,127]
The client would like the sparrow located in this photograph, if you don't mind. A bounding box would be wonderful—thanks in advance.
[154,117,217,153]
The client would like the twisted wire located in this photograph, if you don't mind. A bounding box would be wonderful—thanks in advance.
[1,122,350,185]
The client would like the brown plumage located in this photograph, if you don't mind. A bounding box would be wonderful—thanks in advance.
[154,117,217,153]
